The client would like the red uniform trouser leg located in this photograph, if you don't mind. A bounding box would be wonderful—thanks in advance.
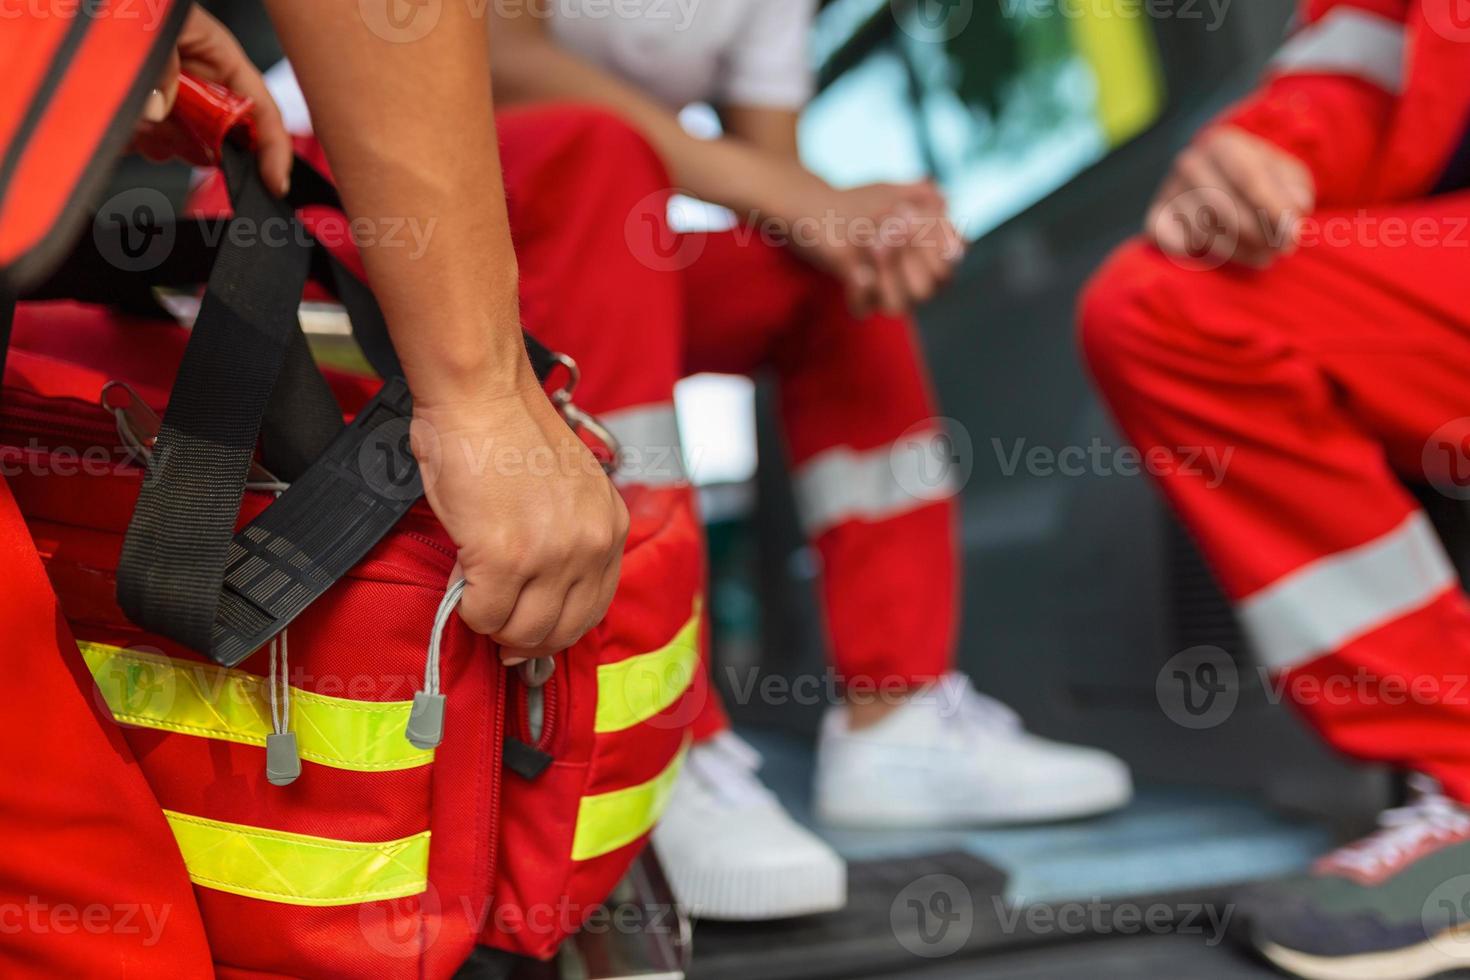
[1080,191,1470,801]
[682,230,959,702]
[495,106,721,734]
[0,477,213,978]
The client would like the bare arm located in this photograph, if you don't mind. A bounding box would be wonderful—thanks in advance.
[266,0,523,396]
[262,0,628,656]
[489,9,819,220]
[489,9,960,315]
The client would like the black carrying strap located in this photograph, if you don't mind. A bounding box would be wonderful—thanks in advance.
[6,145,560,667]
[115,142,397,663]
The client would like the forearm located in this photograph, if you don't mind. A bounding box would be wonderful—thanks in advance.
[491,34,823,220]
[265,0,530,405]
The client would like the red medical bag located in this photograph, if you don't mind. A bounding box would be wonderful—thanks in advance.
[0,86,700,975]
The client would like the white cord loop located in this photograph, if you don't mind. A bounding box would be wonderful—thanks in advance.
[406,578,465,750]
[265,629,301,786]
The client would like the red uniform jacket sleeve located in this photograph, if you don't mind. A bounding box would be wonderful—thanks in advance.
[1217,0,1408,207]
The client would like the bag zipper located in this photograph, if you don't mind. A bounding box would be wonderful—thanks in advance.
[511,660,561,754]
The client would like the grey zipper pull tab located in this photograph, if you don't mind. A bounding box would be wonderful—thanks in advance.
[406,692,446,750]
[266,732,302,786]
[408,576,466,750]
[266,631,300,786]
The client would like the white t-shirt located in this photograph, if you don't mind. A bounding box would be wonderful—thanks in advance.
[548,0,816,110]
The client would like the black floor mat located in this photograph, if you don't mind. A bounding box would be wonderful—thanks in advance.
[689,850,1009,980]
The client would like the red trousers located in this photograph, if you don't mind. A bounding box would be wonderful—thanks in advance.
[1081,192,1470,801]
[503,108,959,739]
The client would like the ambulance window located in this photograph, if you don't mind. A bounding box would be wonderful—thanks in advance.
[801,0,1167,241]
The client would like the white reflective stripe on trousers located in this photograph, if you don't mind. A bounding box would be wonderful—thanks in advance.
[792,428,957,538]
[601,402,689,487]
[1270,7,1407,94]
[1240,511,1458,673]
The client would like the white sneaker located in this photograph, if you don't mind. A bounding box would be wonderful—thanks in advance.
[651,732,847,921]
[814,673,1133,828]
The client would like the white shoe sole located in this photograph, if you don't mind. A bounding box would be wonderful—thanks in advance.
[1258,933,1470,980]
[655,845,847,922]
[816,775,1133,829]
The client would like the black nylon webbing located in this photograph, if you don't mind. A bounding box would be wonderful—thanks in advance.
[116,144,316,653]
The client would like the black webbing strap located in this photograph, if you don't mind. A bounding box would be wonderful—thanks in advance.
[112,144,430,664]
[116,143,326,656]
[27,210,345,482]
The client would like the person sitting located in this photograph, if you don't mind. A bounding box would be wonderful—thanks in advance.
[488,0,1133,921]
[1080,2,1470,976]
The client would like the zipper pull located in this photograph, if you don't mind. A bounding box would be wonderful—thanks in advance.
[408,577,465,750]
[265,631,301,786]
[266,732,302,786]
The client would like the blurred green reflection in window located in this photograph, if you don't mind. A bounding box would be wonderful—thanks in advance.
[802,0,1165,240]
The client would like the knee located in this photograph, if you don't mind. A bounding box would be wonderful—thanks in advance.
[549,106,670,194]
[1077,238,1190,392]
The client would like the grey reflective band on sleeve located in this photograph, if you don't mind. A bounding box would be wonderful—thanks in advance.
[1270,7,1407,94]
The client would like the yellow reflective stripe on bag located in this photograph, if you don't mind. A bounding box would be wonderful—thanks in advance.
[594,599,700,734]
[80,642,433,772]
[572,737,689,862]
[163,809,430,906]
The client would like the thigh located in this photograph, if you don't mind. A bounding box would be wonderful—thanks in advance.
[1153,193,1470,477]
[680,229,821,378]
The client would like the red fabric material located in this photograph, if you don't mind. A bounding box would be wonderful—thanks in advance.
[1,106,706,971]
[682,230,957,689]
[1218,0,1470,206]
[1080,191,1470,801]
[0,2,184,275]
[0,477,213,978]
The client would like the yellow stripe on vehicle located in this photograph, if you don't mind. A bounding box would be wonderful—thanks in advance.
[80,642,434,773]
[594,598,701,734]
[572,738,690,862]
[163,809,430,906]
[1067,0,1165,147]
